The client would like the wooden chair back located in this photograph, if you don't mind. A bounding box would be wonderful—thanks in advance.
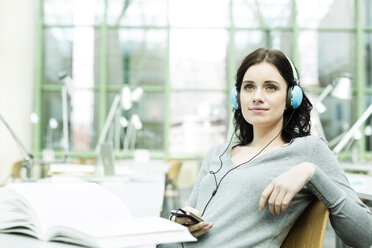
[281,199,329,248]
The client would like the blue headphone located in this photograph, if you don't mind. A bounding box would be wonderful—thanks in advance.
[231,56,303,110]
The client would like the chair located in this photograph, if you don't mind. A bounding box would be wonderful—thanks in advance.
[281,199,330,248]
[164,160,183,198]
[163,160,183,212]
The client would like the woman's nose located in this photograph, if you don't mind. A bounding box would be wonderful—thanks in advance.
[252,89,264,103]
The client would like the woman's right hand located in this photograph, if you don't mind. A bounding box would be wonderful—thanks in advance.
[171,206,213,238]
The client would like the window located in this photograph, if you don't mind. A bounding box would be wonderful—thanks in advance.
[35,0,372,159]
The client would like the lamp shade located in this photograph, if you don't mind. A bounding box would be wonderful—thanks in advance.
[332,75,352,100]
[121,86,132,110]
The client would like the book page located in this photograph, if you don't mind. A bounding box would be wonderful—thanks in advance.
[7,183,132,240]
[0,188,38,237]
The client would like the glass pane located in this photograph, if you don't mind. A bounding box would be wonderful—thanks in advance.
[107,0,167,26]
[234,31,292,69]
[365,33,372,89]
[297,31,354,143]
[107,29,167,86]
[45,28,99,86]
[106,91,165,151]
[170,29,228,89]
[169,0,229,27]
[42,92,64,151]
[363,0,372,28]
[44,0,103,25]
[297,0,354,28]
[170,92,228,155]
[44,29,73,85]
[42,91,98,151]
[298,31,355,88]
[314,93,352,142]
[365,96,372,151]
[233,0,292,27]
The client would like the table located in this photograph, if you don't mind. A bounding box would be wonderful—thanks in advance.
[0,233,155,248]
[342,162,372,174]
[345,172,372,201]
[49,160,169,217]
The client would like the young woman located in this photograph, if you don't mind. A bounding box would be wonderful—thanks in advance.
[169,48,372,248]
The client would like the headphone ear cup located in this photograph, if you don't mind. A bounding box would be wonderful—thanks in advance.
[230,88,240,110]
[287,85,303,109]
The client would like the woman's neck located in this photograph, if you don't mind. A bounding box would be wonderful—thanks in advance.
[250,124,285,147]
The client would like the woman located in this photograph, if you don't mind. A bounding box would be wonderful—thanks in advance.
[170,48,372,247]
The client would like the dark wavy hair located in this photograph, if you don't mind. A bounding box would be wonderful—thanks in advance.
[234,48,313,145]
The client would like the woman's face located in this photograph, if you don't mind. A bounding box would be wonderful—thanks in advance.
[240,62,288,129]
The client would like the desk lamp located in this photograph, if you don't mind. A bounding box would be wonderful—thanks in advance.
[0,114,33,179]
[57,72,74,160]
[333,103,372,154]
[95,86,143,157]
[315,73,352,113]
[313,74,352,139]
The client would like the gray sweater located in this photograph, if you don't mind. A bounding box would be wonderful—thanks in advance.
[179,135,372,248]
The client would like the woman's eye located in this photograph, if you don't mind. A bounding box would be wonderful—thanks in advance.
[266,85,277,91]
[244,84,254,90]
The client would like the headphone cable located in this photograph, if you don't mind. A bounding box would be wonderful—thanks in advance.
[202,110,295,217]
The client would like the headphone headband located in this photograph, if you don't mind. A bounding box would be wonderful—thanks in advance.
[285,55,299,84]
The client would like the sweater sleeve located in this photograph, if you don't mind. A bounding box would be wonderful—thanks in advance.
[187,145,217,208]
[304,136,372,248]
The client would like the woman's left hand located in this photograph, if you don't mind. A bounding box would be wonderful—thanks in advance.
[259,162,315,216]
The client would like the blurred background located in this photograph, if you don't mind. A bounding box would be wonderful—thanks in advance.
[1,0,372,188]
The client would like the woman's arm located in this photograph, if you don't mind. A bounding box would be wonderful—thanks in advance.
[168,146,219,238]
[259,162,315,216]
[306,136,372,248]
[260,136,372,248]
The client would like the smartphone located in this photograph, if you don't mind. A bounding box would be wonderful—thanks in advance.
[170,209,204,223]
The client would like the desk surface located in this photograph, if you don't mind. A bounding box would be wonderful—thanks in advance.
[345,172,372,201]
[0,233,154,248]
[49,160,169,217]
[342,162,372,173]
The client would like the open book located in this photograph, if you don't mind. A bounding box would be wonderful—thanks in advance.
[0,183,196,247]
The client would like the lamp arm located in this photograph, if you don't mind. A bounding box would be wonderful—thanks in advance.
[317,84,334,104]
[61,85,70,159]
[94,94,121,155]
[0,114,33,178]
[0,114,31,159]
[333,103,372,154]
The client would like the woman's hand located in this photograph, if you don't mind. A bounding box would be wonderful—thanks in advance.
[259,162,315,216]
[171,206,213,237]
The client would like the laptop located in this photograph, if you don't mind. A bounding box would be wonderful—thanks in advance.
[100,142,115,176]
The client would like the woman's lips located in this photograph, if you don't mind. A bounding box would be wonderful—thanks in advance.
[249,107,268,113]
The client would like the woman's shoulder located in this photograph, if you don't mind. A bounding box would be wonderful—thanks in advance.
[291,135,332,155]
[208,142,234,153]
[292,135,328,146]
[205,141,236,157]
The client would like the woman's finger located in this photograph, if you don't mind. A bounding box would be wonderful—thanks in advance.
[274,190,286,216]
[191,223,213,237]
[268,185,280,215]
[173,216,191,225]
[281,191,295,213]
[259,183,274,212]
[188,222,208,233]
[182,206,201,216]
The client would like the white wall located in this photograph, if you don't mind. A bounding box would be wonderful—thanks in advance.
[0,0,35,184]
